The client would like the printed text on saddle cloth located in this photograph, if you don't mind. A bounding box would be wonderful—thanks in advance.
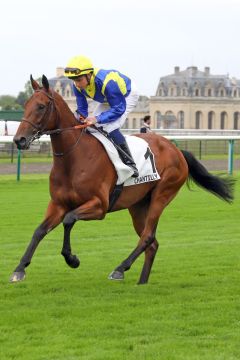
[133,147,158,185]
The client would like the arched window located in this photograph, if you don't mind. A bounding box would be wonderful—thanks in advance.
[132,118,136,129]
[195,89,199,96]
[234,112,239,129]
[165,111,177,129]
[208,89,212,96]
[208,111,214,129]
[155,111,162,128]
[124,118,129,129]
[178,111,184,129]
[220,112,227,129]
[195,111,201,129]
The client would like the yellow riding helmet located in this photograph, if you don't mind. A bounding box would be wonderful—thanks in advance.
[64,55,94,78]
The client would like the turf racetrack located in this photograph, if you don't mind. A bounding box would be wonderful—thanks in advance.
[0,174,239,360]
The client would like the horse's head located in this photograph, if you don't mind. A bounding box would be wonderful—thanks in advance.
[14,75,58,150]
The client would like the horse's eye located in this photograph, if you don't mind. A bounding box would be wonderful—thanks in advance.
[38,104,45,110]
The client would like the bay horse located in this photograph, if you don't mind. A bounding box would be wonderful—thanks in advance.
[11,75,234,284]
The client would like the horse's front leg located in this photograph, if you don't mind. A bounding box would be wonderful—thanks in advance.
[10,201,66,283]
[61,222,80,268]
[61,197,106,268]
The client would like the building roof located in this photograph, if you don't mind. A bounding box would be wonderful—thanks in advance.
[156,66,240,96]
[48,76,74,97]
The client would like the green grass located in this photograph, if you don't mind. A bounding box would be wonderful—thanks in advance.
[0,174,240,359]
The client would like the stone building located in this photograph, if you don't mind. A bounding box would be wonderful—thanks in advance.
[49,66,240,130]
[151,66,240,130]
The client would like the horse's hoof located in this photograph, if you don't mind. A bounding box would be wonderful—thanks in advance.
[10,271,26,283]
[65,254,80,268]
[108,270,124,281]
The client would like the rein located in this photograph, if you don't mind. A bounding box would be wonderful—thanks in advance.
[47,124,89,157]
[21,89,89,157]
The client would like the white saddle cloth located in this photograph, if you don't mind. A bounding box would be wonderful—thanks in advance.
[88,128,160,186]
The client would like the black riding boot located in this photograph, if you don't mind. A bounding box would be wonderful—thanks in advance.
[117,141,139,178]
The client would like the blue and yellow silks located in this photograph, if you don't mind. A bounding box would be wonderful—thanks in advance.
[73,68,131,124]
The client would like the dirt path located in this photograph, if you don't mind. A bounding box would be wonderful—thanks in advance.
[0,159,239,175]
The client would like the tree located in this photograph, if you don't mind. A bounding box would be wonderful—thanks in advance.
[0,95,21,110]
[0,78,42,110]
[16,91,28,107]
[16,78,42,107]
[24,80,34,98]
[24,78,42,97]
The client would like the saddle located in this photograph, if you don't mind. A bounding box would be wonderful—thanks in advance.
[87,126,160,186]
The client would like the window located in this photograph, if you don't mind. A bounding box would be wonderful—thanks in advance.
[208,111,214,129]
[220,112,226,129]
[178,111,184,129]
[234,112,239,129]
[124,118,129,129]
[195,111,201,129]
[155,111,162,128]
[195,89,199,96]
[132,118,136,129]
[208,89,212,96]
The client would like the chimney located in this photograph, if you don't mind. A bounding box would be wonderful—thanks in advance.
[56,67,65,77]
[204,67,210,76]
[174,66,180,74]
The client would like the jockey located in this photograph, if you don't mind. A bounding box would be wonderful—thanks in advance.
[64,55,139,178]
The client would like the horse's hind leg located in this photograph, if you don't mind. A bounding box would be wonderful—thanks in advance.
[128,204,159,284]
[109,199,159,283]
[138,236,159,284]
[110,173,183,284]
[10,201,65,283]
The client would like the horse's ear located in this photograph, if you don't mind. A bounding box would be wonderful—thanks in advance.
[42,74,49,92]
[30,74,40,91]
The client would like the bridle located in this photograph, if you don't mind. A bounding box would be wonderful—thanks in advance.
[21,89,88,156]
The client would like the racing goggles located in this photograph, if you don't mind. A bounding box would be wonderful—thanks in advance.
[64,67,93,76]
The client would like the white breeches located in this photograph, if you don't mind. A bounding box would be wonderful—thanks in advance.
[93,82,139,133]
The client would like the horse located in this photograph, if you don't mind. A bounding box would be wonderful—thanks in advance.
[11,75,234,284]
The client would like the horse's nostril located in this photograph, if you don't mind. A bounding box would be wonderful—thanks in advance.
[14,137,27,150]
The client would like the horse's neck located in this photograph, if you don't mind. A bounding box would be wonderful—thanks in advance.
[50,102,84,159]
[56,101,76,129]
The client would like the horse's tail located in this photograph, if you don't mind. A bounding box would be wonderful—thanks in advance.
[181,150,235,203]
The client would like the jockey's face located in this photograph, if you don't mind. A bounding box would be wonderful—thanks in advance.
[73,75,88,89]
[73,74,91,89]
